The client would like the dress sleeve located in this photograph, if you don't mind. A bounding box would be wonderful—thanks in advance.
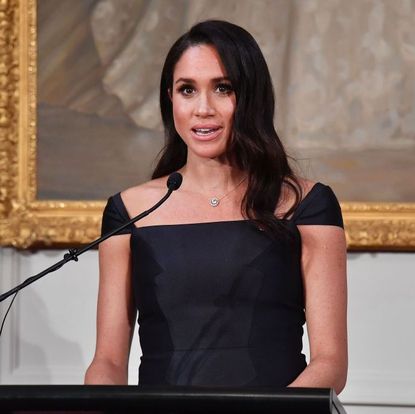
[292,183,344,228]
[101,193,134,236]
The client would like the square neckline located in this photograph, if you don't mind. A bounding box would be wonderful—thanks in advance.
[113,182,324,232]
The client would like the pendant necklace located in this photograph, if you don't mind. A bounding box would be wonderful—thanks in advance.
[209,177,247,207]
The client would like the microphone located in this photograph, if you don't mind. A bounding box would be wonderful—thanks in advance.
[0,172,183,304]
[167,172,183,191]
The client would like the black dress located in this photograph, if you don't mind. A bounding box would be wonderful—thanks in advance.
[101,182,343,387]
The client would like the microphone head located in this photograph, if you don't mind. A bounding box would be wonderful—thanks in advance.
[167,172,183,191]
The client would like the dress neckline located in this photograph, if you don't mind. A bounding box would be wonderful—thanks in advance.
[116,182,324,231]
[133,219,250,232]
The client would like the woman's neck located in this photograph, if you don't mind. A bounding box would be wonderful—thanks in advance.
[179,161,246,194]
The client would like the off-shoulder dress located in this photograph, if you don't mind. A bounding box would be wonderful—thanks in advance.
[101,182,343,387]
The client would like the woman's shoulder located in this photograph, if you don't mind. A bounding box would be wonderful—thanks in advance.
[121,177,168,200]
[277,177,315,217]
[277,177,343,227]
[296,177,316,199]
[120,176,170,217]
[101,176,172,234]
[288,178,343,227]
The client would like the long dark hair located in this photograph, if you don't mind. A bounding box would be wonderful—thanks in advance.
[153,20,301,236]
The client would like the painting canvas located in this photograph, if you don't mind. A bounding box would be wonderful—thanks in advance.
[1,0,414,250]
[37,0,415,202]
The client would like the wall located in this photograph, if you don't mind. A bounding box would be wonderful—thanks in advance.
[0,247,414,413]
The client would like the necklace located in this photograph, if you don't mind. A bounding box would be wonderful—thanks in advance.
[208,177,247,207]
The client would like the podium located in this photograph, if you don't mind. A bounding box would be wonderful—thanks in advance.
[0,385,346,413]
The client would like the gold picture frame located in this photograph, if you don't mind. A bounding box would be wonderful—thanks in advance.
[0,0,414,250]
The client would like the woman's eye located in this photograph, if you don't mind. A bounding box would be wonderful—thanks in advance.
[178,85,195,96]
[216,83,233,95]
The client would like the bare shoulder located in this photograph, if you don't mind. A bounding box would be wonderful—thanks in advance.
[293,177,316,197]
[120,176,170,217]
[277,176,317,217]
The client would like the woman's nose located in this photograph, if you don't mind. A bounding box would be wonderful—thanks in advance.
[194,92,215,117]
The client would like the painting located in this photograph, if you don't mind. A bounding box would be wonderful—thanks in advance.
[0,0,414,249]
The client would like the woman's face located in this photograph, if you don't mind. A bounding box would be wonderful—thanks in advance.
[171,44,236,162]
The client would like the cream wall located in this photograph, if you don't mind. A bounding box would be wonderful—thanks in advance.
[0,247,414,413]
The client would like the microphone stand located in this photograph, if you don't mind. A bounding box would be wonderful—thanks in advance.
[0,174,181,304]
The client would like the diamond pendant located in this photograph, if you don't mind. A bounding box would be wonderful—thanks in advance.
[209,197,220,207]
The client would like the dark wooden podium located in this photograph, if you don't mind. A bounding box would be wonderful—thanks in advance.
[0,385,346,413]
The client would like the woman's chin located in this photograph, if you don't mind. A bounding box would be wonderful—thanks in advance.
[187,146,229,162]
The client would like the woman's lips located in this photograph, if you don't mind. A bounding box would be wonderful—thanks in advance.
[191,126,223,141]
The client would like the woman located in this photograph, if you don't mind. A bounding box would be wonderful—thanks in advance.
[85,20,347,393]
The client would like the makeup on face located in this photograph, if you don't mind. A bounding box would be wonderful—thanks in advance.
[171,45,236,160]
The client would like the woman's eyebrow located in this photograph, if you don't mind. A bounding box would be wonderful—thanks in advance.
[175,77,194,84]
[175,76,231,84]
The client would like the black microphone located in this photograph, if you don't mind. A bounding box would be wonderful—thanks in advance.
[0,172,183,304]
[167,171,183,191]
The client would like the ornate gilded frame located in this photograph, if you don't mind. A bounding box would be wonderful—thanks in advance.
[0,0,414,250]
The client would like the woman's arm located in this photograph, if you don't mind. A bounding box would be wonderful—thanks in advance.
[288,225,348,394]
[84,234,136,384]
